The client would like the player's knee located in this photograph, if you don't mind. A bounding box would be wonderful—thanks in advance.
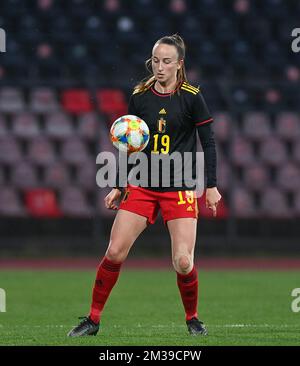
[173,254,192,274]
[106,242,128,263]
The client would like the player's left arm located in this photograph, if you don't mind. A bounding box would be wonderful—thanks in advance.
[193,91,222,217]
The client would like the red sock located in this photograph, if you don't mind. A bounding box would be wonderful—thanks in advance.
[176,266,198,321]
[89,256,122,324]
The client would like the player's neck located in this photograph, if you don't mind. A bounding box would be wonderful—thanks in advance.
[154,79,177,94]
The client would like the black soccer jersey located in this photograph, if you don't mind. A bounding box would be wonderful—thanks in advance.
[117,81,215,192]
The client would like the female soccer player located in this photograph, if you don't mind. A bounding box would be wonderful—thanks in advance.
[68,34,221,337]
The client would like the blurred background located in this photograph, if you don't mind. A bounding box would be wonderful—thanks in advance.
[0,0,299,259]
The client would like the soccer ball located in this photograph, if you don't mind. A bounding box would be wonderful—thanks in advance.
[110,115,150,153]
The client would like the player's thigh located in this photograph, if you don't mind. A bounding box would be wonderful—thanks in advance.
[167,218,197,269]
[106,209,148,260]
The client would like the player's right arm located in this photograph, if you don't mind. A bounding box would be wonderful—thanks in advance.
[104,188,122,210]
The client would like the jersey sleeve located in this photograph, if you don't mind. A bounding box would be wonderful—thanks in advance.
[191,91,213,127]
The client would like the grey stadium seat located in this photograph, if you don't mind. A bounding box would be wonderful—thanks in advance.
[60,187,93,217]
[232,187,257,218]
[0,87,25,113]
[260,188,291,218]
[11,162,39,189]
[275,112,300,141]
[12,112,40,139]
[231,136,255,166]
[260,136,287,166]
[0,187,27,216]
[0,136,22,164]
[43,162,70,188]
[27,137,56,165]
[243,112,272,141]
[45,111,74,139]
[61,137,90,165]
[276,163,300,192]
[243,163,270,192]
[29,87,59,113]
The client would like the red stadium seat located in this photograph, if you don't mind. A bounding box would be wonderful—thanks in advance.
[25,189,62,217]
[97,89,127,125]
[62,89,93,114]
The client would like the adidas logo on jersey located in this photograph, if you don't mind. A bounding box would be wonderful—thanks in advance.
[187,206,194,212]
[159,108,167,114]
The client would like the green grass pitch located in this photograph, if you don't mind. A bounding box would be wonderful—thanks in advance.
[0,269,299,345]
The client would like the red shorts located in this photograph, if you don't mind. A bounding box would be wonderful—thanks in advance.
[118,185,199,225]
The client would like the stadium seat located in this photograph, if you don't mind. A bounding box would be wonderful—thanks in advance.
[43,162,70,189]
[0,87,25,113]
[27,137,56,165]
[76,162,96,190]
[0,115,8,137]
[0,187,27,217]
[243,163,270,192]
[232,187,256,218]
[12,112,40,139]
[44,112,74,140]
[0,167,4,185]
[276,163,300,192]
[275,112,300,141]
[61,137,90,165]
[260,188,291,218]
[217,159,230,192]
[29,87,59,113]
[77,112,100,141]
[62,89,93,114]
[11,162,39,189]
[259,136,288,166]
[294,192,300,216]
[0,136,22,164]
[243,112,272,141]
[213,112,232,141]
[231,136,255,166]
[60,187,93,217]
[25,189,62,217]
[293,141,300,164]
[97,89,127,115]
